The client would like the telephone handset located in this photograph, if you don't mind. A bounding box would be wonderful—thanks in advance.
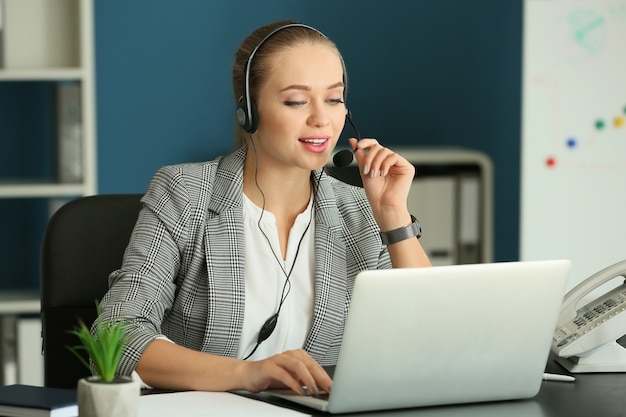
[552,259,626,373]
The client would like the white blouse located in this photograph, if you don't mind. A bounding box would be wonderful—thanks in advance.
[237,193,316,360]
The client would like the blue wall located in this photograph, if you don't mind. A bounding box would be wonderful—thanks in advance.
[95,0,522,260]
[0,0,522,289]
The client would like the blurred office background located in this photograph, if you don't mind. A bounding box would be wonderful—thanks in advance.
[0,0,522,291]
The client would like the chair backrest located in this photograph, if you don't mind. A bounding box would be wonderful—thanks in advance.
[40,194,143,388]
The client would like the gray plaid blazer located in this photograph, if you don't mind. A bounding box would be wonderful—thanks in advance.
[100,146,391,375]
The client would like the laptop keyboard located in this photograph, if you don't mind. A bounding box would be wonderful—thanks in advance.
[313,391,330,400]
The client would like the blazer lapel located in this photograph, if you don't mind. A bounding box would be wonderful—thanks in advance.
[304,172,349,363]
[201,149,247,357]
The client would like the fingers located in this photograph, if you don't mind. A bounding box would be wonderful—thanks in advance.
[248,349,332,395]
[349,138,410,178]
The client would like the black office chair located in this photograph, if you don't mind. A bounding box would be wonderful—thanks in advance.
[40,194,143,388]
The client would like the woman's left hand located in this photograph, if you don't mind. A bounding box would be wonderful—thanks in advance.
[349,138,415,230]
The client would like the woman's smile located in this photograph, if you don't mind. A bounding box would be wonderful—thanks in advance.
[299,137,330,153]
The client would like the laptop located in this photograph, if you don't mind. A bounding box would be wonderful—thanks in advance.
[265,260,571,414]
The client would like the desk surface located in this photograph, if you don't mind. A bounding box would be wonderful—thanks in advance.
[237,356,626,416]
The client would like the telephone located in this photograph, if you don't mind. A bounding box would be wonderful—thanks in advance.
[552,259,626,373]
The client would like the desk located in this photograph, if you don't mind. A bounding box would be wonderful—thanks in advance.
[235,356,626,416]
[534,356,626,417]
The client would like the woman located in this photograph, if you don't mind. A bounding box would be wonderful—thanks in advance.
[97,20,431,396]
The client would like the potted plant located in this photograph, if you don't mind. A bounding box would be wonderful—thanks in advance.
[68,301,140,417]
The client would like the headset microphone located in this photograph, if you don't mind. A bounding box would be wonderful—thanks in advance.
[333,149,354,168]
[333,110,361,168]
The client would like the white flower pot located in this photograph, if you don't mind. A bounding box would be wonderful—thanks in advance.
[77,376,140,417]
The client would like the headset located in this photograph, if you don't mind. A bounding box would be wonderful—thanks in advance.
[236,23,360,167]
[235,23,352,135]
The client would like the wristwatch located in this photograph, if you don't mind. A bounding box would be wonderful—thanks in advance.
[380,215,422,245]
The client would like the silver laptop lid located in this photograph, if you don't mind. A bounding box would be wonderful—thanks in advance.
[327,260,570,413]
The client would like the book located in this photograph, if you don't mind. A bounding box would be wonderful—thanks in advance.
[55,82,83,183]
[0,384,77,417]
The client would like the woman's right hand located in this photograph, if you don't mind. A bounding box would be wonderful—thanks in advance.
[241,349,332,395]
[136,340,332,394]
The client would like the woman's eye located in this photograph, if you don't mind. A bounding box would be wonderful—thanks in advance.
[284,101,306,107]
[328,98,345,105]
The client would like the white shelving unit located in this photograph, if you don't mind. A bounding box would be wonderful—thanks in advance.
[0,0,97,198]
[0,0,96,386]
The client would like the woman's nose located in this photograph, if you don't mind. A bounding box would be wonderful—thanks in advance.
[308,101,330,127]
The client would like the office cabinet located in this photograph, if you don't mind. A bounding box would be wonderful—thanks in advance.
[326,148,493,266]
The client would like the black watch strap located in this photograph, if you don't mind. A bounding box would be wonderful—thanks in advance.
[380,215,422,245]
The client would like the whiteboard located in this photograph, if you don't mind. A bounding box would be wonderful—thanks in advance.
[521,0,626,290]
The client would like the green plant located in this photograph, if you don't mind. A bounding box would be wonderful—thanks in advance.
[67,300,128,383]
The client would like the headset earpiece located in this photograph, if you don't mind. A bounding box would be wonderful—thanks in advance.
[237,97,259,133]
